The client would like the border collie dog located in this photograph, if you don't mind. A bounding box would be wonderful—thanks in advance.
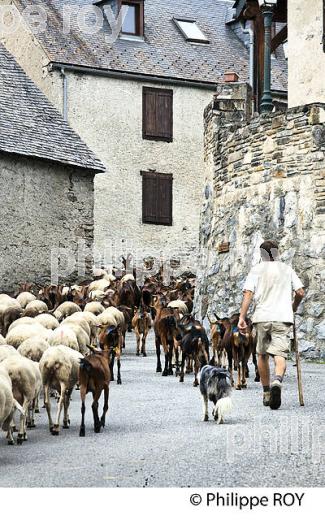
[199,365,232,424]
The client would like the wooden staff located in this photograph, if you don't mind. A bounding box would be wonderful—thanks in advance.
[293,318,304,406]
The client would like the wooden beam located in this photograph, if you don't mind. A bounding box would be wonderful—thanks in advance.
[271,25,287,53]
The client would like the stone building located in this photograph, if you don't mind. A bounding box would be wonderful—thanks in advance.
[0,0,286,273]
[194,81,325,357]
[0,44,105,292]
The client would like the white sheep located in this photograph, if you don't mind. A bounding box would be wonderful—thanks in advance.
[8,317,35,332]
[62,314,91,337]
[48,326,79,351]
[60,320,89,355]
[39,345,83,435]
[121,274,135,283]
[17,338,49,362]
[23,300,48,317]
[0,367,24,445]
[97,309,118,329]
[84,302,105,315]
[1,355,41,444]
[89,289,106,301]
[53,302,81,321]
[34,313,60,330]
[0,345,20,363]
[16,292,37,309]
[89,278,110,292]
[103,307,125,327]
[6,323,49,348]
[167,300,188,315]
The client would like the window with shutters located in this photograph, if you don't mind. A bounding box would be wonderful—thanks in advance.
[142,171,173,226]
[142,87,173,142]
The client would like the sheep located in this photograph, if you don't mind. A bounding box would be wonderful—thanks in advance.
[89,290,106,302]
[121,274,135,283]
[84,302,105,315]
[167,300,188,316]
[48,326,79,351]
[1,355,41,444]
[6,323,49,348]
[16,292,37,309]
[0,334,6,345]
[23,300,48,317]
[53,302,81,321]
[0,298,22,335]
[62,314,91,337]
[34,313,60,330]
[0,345,20,363]
[39,345,83,435]
[1,306,23,336]
[17,338,49,362]
[97,309,118,329]
[0,367,24,445]
[60,321,90,355]
[8,316,35,332]
[89,279,110,292]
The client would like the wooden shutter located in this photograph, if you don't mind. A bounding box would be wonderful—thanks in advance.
[143,87,173,142]
[142,171,173,225]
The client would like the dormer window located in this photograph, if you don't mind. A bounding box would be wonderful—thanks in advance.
[174,19,209,44]
[120,0,144,37]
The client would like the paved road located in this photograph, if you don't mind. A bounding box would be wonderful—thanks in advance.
[0,331,324,487]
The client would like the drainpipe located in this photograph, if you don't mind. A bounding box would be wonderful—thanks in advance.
[243,21,255,113]
[61,68,68,121]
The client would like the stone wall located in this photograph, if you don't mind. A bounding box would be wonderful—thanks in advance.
[194,82,325,358]
[0,154,95,292]
[288,0,325,108]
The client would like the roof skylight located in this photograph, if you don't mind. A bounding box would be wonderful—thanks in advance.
[174,19,209,44]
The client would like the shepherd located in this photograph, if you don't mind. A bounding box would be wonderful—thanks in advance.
[238,240,305,410]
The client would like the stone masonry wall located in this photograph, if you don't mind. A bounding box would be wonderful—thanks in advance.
[194,83,325,358]
[0,154,95,292]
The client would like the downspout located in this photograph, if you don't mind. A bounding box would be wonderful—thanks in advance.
[243,21,255,113]
[61,68,68,121]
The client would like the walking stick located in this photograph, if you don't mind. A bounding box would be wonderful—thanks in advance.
[293,318,304,406]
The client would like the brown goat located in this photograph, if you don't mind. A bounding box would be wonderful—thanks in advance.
[153,295,178,376]
[132,305,151,357]
[79,326,118,437]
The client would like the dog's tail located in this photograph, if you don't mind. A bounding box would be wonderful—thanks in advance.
[215,396,232,424]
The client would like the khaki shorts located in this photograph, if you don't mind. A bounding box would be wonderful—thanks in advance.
[254,322,292,359]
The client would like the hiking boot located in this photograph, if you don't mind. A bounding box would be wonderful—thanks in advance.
[270,380,282,410]
[263,391,270,406]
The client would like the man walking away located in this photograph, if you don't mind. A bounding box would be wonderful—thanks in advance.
[238,240,304,410]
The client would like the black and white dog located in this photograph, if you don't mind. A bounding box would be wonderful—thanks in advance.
[199,365,232,424]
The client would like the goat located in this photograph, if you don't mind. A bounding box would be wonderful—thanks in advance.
[79,326,118,436]
[153,294,178,376]
[199,365,232,423]
[131,305,151,357]
[178,316,209,386]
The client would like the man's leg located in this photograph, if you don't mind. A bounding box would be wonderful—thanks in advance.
[268,323,291,410]
[258,354,270,387]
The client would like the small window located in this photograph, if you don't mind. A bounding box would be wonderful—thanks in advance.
[143,87,173,142]
[120,0,144,36]
[142,171,173,226]
[174,19,209,44]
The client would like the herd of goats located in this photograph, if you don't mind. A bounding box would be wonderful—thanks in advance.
[0,266,261,443]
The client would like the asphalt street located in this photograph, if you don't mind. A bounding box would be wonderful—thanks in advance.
[0,331,324,487]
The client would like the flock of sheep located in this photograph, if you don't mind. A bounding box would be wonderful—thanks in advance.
[0,273,132,445]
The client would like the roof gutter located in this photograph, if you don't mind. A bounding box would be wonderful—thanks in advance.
[49,62,218,90]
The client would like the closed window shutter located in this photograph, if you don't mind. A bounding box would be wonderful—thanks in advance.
[142,171,173,225]
[142,171,158,223]
[157,174,173,225]
[143,87,173,141]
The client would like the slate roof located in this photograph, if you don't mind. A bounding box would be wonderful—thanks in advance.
[0,44,105,172]
[12,0,287,91]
